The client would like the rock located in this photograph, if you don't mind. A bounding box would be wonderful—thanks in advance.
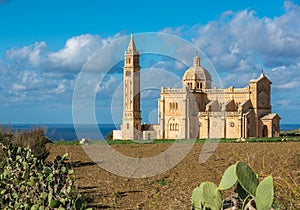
[79,138,90,145]
[222,194,242,210]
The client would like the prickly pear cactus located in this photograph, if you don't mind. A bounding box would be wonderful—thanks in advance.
[192,182,222,210]
[218,164,237,190]
[0,143,89,209]
[201,182,222,210]
[235,162,259,197]
[192,161,278,210]
[256,176,274,210]
[192,186,202,209]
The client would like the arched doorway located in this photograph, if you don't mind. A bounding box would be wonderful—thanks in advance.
[262,125,268,137]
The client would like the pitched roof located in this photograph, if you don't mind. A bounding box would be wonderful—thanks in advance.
[249,73,272,84]
[260,113,281,120]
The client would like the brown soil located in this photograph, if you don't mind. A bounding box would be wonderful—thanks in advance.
[47,142,300,209]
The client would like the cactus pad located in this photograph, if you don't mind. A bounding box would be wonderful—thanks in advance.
[256,176,274,210]
[236,162,259,197]
[218,164,237,190]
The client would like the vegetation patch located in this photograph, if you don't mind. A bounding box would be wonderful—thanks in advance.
[154,178,174,186]
[192,161,279,210]
[0,127,50,162]
[281,128,300,137]
[0,143,90,209]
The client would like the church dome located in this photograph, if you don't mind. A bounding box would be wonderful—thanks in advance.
[183,65,212,81]
[182,53,212,90]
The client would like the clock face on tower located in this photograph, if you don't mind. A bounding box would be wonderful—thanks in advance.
[126,71,131,76]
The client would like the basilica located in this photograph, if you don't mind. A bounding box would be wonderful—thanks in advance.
[113,35,281,140]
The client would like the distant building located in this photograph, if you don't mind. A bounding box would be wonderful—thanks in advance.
[113,35,281,140]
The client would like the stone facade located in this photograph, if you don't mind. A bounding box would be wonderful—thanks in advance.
[121,34,142,140]
[113,36,281,140]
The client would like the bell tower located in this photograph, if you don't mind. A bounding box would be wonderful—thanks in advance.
[122,34,142,139]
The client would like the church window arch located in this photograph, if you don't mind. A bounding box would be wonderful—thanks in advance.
[169,102,178,112]
[168,118,180,131]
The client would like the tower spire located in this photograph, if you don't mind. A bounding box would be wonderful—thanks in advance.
[260,68,265,78]
[126,33,138,54]
[193,51,200,66]
[122,33,141,140]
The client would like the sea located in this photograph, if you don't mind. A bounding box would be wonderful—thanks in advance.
[0,124,119,142]
[0,123,299,142]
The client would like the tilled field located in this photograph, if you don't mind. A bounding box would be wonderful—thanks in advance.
[47,142,300,209]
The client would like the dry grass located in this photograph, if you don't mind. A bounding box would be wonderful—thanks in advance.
[273,154,300,209]
[47,142,300,209]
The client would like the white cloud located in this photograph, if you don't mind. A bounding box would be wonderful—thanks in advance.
[0,33,125,107]
[270,62,300,90]
[161,1,300,90]
[277,81,300,89]
[98,76,117,92]
[5,33,123,75]
[48,34,103,71]
[276,99,291,106]
[12,84,26,91]
[7,42,47,66]
[160,26,187,37]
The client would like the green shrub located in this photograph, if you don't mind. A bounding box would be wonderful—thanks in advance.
[0,143,91,210]
[0,127,51,162]
[105,131,113,141]
[13,127,51,159]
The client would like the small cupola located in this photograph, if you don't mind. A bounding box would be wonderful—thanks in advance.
[182,52,212,90]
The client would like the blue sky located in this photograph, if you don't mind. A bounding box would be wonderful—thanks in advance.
[0,0,300,124]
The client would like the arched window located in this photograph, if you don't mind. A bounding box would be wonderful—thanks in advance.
[200,83,203,89]
[170,102,178,112]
